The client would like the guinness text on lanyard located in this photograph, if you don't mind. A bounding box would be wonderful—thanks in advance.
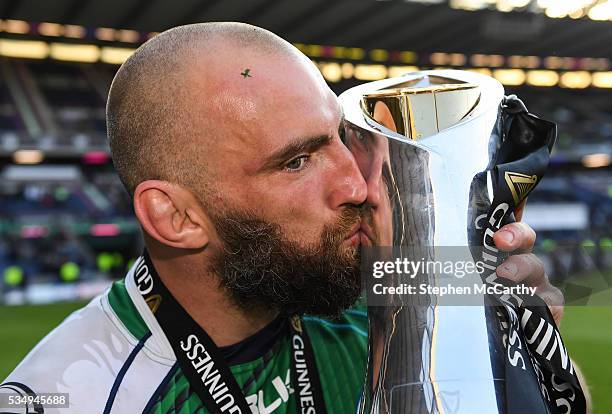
[134,252,328,414]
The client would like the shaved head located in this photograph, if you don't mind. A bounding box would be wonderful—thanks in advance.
[106,22,317,197]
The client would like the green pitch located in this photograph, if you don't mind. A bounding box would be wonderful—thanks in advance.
[1,299,611,412]
[0,300,87,380]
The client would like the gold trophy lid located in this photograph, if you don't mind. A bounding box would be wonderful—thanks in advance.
[361,75,481,140]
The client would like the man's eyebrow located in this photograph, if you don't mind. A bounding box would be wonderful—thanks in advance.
[260,134,333,171]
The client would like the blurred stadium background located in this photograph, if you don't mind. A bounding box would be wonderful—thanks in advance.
[0,0,610,411]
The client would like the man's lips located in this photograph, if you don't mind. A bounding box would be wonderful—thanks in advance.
[359,222,376,244]
[345,219,377,247]
[345,221,362,246]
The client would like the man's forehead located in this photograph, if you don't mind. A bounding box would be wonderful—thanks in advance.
[227,98,341,176]
[207,59,338,126]
[188,51,330,115]
[185,51,341,168]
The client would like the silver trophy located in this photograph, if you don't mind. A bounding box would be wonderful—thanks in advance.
[339,70,585,414]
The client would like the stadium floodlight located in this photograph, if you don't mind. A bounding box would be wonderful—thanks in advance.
[547,0,609,20]
[450,0,496,11]
[449,53,467,66]
[330,46,346,59]
[506,0,531,6]
[430,52,449,65]
[559,71,592,88]
[526,70,559,86]
[0,39,48,59]
[496,0,531,12]
[488,54,504,67]
[544,56,575,70]
[50,43,100,62]
[354,64,388,80]
[448,0,610,20]
[408,0,446,3]
[508,55,541,69]
[13,150,44,164]
[493,68,526,85]
[370,49,390,62]
[318,62,342,83]
[471,54,505,68]
[341,62,355,79]
[304,44,323,57]
[349,47,367,60]
[64,24,86,39]
[38,22,63,37]
[2,19,29,34]
[399,51,418,64]
[582,58,609,71]
[592,71,612,88]
[524,56,542,68]
[431,52,468,66]
[388,66,420,78]
[540,0,599,19]
[95,27,116,41]
[100,47,136,65]
[589,1,612,20]
[117,29,140,43]
[582,153,611,168]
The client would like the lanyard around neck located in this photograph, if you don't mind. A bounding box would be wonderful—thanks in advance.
[134,253,328,414]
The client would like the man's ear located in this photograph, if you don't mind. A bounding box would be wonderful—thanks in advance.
[133,180,211,249]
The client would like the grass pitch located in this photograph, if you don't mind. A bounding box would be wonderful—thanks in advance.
[1,298,611,412]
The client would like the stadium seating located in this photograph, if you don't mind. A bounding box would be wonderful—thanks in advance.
[0,58,610,304]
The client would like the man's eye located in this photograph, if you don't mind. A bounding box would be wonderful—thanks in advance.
[285,155,309,171]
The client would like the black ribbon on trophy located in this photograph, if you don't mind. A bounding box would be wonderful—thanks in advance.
[469,95,587,414]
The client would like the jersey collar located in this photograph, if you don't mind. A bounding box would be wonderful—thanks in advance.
[125,256,176,361]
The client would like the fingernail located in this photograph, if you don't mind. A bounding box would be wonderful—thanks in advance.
[498,230,514,245]
[497,262,518,278]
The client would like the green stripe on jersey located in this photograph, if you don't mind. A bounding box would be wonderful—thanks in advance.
[107,280,149,340]
[148,305,368,413]
[305,305,368,414]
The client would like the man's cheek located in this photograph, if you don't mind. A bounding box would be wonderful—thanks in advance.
[282,224,323,248]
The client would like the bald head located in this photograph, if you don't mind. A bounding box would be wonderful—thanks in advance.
[106,22,320,197]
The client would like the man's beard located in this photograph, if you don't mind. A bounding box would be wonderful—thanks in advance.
[210,207,362,318]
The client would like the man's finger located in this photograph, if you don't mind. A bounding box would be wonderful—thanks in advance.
[536,285,565,326]
[536,285,564,308]
[496,253,545,286]
[493,222,536,253]
[497,253,565,325]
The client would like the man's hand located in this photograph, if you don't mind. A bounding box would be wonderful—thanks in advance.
[493,222,564,325]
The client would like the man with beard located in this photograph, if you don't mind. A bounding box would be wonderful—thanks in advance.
[2,23,563,413]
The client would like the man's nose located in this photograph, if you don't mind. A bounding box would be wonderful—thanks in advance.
[365,155,383,208]
[328,141,367,208]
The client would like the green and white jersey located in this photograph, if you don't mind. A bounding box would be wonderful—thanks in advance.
[2,258,368,413]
